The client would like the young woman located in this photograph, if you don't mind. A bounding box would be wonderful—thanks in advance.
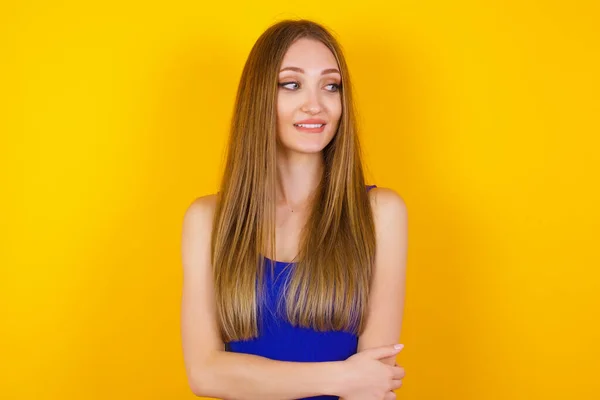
[181,19,408,400]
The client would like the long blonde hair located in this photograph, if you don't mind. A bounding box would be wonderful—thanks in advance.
[212,19,376,342]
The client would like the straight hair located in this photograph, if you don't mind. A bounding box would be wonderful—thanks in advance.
[211,19,377,342]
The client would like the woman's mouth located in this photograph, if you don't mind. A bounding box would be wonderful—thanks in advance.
[293,123,326,133]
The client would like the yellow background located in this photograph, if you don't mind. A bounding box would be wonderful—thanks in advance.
[1,1,599,399]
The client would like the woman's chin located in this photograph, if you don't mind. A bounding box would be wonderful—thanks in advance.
[277,135,334,155]
[279,143,327,155]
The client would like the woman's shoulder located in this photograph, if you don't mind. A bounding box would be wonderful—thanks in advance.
[367,185,407,219]
[187,192,219,210]
[183,192,219,230]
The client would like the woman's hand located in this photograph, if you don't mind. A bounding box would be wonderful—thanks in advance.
[336,344,405,400]
[341,361,404,400]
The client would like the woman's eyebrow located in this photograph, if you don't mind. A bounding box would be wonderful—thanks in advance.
[279,66,341,75]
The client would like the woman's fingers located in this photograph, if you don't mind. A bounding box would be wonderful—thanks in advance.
[390,365,405,380]
[389,362,405,392]
[384,390,397,399]
[390,379,403,390]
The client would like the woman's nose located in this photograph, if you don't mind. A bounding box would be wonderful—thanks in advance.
[301,89,323,113]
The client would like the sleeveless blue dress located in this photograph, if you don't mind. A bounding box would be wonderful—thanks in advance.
[225,184,378,399]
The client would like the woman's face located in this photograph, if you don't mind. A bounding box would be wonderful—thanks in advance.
[276,38,342,154]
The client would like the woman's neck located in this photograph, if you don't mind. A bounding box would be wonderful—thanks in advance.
[275,151,324,211]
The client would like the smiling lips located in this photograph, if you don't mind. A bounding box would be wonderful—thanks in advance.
[294,118,327,133]
[294,123,326,133]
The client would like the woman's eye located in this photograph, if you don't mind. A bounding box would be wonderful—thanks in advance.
[278,82,341,92]
[279,82,299,90]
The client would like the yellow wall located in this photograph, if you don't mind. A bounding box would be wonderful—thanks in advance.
[2,1,599,399]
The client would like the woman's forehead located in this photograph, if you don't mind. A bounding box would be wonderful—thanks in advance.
[280,39,339,74]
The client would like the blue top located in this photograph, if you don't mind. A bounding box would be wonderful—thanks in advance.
[225,184,378,399]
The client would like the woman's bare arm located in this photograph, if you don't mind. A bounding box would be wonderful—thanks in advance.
[180,195,349,399]
[356,187,408,366]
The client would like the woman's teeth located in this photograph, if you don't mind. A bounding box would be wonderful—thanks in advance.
[294,124,324,128]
